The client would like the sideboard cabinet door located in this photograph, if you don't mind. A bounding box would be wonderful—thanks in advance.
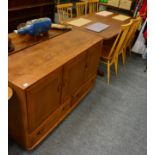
[27,68,62,133]
[85,42,102,81]
[62,53,87,102]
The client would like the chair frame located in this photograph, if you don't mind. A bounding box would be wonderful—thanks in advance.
[76,2,87,17]
[56,3,73,23]
[88,0,99,14]
[127,16,142,55]
[120,16,142,66]
[101,21,132,84]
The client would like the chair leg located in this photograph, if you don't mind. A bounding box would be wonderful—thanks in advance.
[107,62,110,84]
[114,58,118,76]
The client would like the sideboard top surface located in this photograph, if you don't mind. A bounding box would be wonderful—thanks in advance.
[8,29,102,90]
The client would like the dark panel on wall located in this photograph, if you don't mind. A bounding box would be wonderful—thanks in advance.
[8,0,56,32]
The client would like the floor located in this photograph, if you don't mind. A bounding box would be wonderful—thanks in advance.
[8,53,147,155]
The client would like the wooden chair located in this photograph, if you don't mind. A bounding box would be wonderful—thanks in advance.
[88,0,99,14]
[120,16,142,66]
[127,16,142,55]
[56,3,73,23]
[76,2,87,17]
[100,21,132,84]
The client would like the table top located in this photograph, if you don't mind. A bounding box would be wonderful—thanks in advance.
[65,13,131,40]
[8,29,102,90]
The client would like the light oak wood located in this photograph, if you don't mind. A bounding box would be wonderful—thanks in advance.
[8,29,103,150]
[100,21,132,84]
[119,17,142,67]
[76,2,87,16]
[66,13,131,40]
[127,16,142,55]
[119,16,142,66]
[118,20,133,66]
[65,13,132,81]
[88,0,99,14]
[56,3,73,23]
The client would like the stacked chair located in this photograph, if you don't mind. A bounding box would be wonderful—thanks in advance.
[56,3,73,23]
[76,2,87,16]
[126,16,142,56]
[119,16,142,66]
[101,16,141,84]
[56,0,99,22]
[88,0,99,14]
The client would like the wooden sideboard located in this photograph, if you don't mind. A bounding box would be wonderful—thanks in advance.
[8,29,102,150]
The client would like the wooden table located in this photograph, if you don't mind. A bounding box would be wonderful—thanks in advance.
[8,29,103,150]
[65,13,131,76]
[65,13,131,40]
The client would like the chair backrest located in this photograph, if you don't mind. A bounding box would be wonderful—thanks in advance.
[88,0,99,14]
[108,21,132,63]
[132,16,142,34]
[126,16,142,47]
[56,3,73,23]
[76,2,87,17]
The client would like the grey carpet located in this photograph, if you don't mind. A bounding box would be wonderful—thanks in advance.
[8,53,147,155]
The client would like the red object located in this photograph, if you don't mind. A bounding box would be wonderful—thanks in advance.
[143,29,147,40]
[139,0,147,20]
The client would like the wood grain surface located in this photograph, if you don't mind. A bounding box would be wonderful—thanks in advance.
[8,29,70,55]
[8,29,102,90]
[66,13,131,40]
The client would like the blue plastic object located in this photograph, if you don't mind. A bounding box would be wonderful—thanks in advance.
[14,17,51,36]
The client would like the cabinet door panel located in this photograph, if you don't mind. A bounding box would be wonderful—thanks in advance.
[85,42,102,81]
[27,68,62,133]
[62,53,86,101]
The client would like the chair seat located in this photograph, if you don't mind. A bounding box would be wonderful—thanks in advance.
[101,36,117,61]
[101,45,113,62]
[100,21,132,84]
[100,56,110,63]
